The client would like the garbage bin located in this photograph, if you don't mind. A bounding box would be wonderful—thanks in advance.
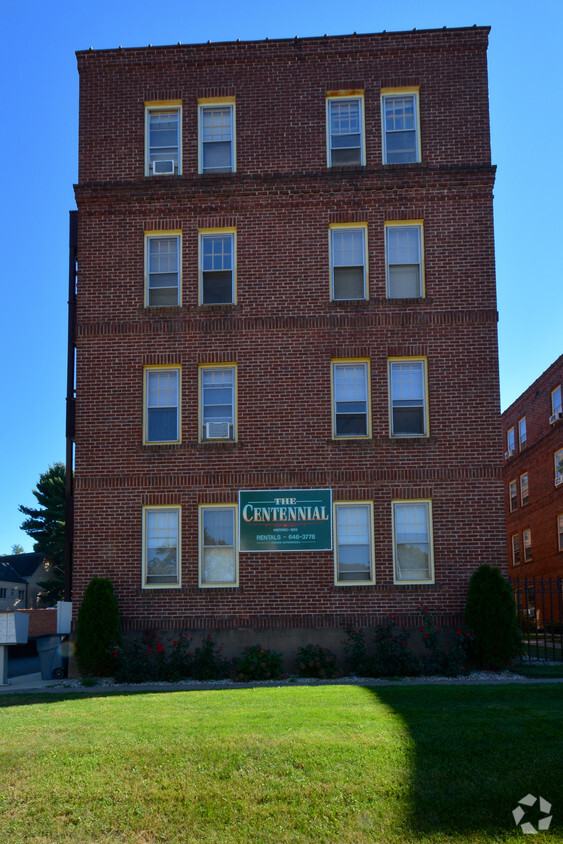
[36,636,65,680]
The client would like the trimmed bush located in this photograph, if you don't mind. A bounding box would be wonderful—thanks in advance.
[114,631,193,683]
[234,645,284,681]
[76,577,121,676]
[465,564,523,670]
[191,635,231,680]
[295,644,339,678]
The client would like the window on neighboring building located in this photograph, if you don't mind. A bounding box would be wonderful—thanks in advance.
[506,427,516,455]
[389,359,428,436]
[199,102,235,173]
[393,500,433,583]
[327,95,364,167]
[146,233,180,306]
[334,502,374,584]
[0,588,6,599]
[555,449,563,485]
[512,534,520,566]
[509,480,517,512]
[332,360,370,438]
[144,367,180,443]
[200,230,235,304]
[330,225,367,300]
[199,505,238,586]
[552,385,562,415]
[18,590,25,601]
[146,104,181,175]
[386,223,423,298]
[382,91,420,164]
[520,473,529,507]
[558,514,563,552]
[523,529,532,563]
[518,417,527,449]
[142,506,180,587]
[200,365,236,441]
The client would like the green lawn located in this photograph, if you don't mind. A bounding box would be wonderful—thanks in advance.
[0,684,562,843]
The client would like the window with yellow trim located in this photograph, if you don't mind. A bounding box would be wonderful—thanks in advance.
[332,360,370,438]
[142,506,180,587]
[393,500,434,583]
[518,416,527,449]
[523,528,532,563]
[330,225,367,300]
[199,103,235,173]
[555,449,563,485]
[382,91,420,164]
[386,223,423,298]
[146,234,180,306]
[520,473,529,507]
[509,480,517,512]
[146,105,181,175]
[144,367,180,443]
[558,514,563,552]
[200,231,235,304]
[552,385,562,417]
[199,505,238,587]
[334,502,374,584]
[512,534,520,566]
[327,94,365,167]
[200,365,236,441]
[389,358,428,437]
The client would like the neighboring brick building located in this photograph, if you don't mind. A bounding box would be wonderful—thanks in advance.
[502,355,563,582]
[69,27,504,652]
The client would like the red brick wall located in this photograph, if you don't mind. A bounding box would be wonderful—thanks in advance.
[72,28,504,631]
[502,355,563,579]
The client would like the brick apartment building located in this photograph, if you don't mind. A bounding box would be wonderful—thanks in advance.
[502,356,563,582]
[68,27,504,653]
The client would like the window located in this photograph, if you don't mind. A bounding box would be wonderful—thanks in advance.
[552,385,562,415]
[518,417,527,449]
[18,590,25,601]
[145,233,180,306]
[199,230,235,304]
[386,223,423,298]
[327,94,364,167]
[144,367,180,443]
[199,101,235,173]
[382,90,420,164]
[520,473,529,506]
[200,365,236,441]
[332,360,370,438]
[389,359,428,437]
[555,449,563,485]
[512,534,520,566]
[523,529,532,563]
[334,502,374,584]
[393,501,433,583]
[142,506,180,587]
[558,515,563,552]
[509,480,518,512]
[0,589,6,599]
[506,427,516,455]
[199,506,238,587]
[145,103,181,175]
[330,225,367,300]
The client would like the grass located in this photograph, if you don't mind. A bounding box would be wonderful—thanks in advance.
[511,661,563,678]
[0,684,562,843]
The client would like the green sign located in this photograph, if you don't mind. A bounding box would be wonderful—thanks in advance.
[239,489,332,552]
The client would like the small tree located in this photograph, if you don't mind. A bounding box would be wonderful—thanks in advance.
[465,564,522,670]
[76,577,121,676]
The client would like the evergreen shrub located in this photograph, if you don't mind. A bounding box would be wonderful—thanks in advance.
[76,577,121,676]
[465,564,523,669]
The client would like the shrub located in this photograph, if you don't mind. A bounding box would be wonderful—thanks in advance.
[114,631,193,683]
[295,644,339,678]
[234,645,284,681]
[372,619,421,678]
[419,607,471,677]
[343,628,375,676]
[465,564,523,670]
[191,635,231,680]
[76,577,121,676]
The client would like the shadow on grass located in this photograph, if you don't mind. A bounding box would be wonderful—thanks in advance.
[368,683,563,839]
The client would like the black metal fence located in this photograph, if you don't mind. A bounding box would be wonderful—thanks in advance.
[510,576,563,661]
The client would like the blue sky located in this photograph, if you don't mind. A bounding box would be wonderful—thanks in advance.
[1,0,562,553]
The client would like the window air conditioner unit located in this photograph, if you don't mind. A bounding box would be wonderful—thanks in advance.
[549,412,563,424]
[152,159,175,175]
[206,421,231,440]
[555,475,563,487]
[504,449,515,459]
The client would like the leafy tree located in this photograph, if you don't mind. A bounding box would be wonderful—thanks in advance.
[465,564,522,670]
[76,577,122,676]
[11,544,24,555]
[19,463,66,604]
